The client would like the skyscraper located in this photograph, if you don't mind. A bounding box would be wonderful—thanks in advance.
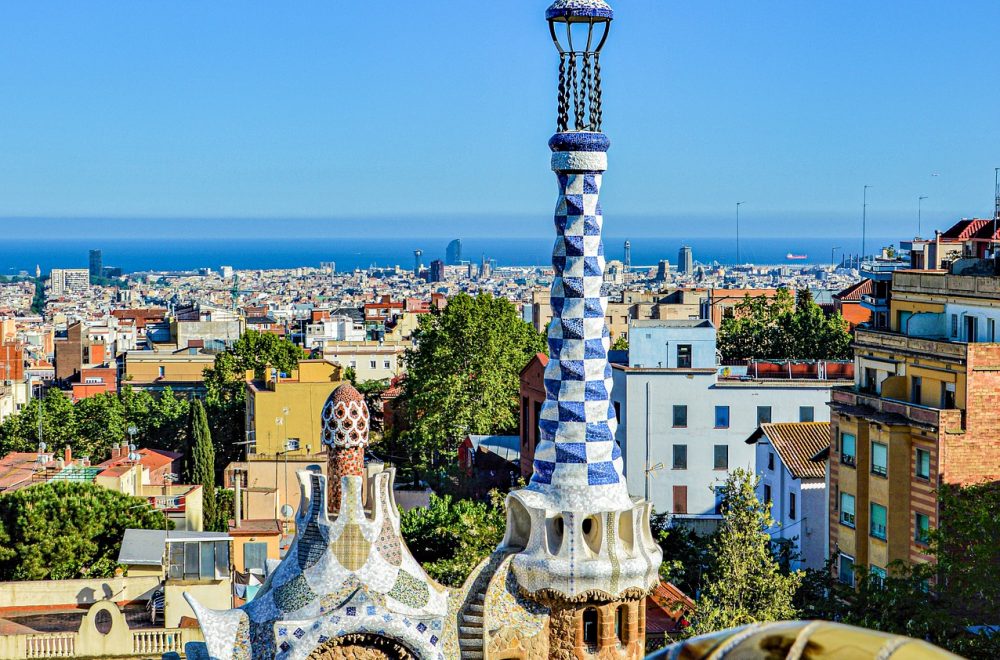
[413,249,422,276]
[623,240,631,274]
[429,259,445,282]
[678,245,693,275]
[445,239,462,265]
[88,249,102,279]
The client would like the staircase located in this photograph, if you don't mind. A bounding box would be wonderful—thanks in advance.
[458,590,486,659]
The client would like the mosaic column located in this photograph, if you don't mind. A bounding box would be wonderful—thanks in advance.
[320,383,370,513]
[528,131,631,512]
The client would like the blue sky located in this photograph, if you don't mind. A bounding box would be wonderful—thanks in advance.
[2,1,1000,239]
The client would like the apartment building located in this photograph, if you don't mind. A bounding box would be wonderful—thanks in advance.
[48,268,90,296]
[608,320,851,529]
[829,263,1000,584]
[322,341,406,382]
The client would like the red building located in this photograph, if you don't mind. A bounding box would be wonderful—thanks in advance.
[518,352,548,480]
[833,279,873,329]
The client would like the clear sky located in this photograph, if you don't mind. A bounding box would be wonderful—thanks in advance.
[2,1,1000,239]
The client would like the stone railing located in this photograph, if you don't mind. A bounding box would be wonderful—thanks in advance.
[132,628,193,655]
[23,634,75,659]
[893,270,1000,298]
[854,328,967,362]
[1,627,201,659]
[831,388,965,433]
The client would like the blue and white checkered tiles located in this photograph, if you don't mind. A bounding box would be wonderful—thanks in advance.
[528,133,631,511]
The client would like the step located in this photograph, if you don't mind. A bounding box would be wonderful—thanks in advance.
[462,614,483,625]
[459,626,482,636]
[467,603,484,614]
[475,592,485,603]
[460,651,483,660]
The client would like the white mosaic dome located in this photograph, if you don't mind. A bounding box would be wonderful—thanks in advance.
[320,383,370,449]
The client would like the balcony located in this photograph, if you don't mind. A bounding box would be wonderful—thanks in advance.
[831,388,965,433]
[860,258,911,281]
[859,294,888,313]
[892,270,1000,300]
[854,328,967,364]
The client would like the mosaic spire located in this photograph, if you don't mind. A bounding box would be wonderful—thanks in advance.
[526,0,631,512]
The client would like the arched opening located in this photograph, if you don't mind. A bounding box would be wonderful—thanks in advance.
[306,633,417,659]
[615,604,628,645]
[504,497,531,552]
[546,514,565,555]
[582,514,602,555]
[582,607,599,648]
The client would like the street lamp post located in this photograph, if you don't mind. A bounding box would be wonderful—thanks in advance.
[736,201,745,266]
[918,196,928,239]
[862,185,871,263]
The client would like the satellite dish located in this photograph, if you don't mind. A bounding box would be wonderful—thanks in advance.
[280,504,294,519]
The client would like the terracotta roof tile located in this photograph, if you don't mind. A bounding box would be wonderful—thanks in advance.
[748,422,830,480]
[835,279,873,302]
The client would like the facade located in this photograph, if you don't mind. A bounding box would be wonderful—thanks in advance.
[703,288,780,329]
[446,239,462,265]
[829,265,1000,581]
[747,422,829,570]
[429,259,445,283]
[246,360,346,456]
[122,350,216,393]
[49,268,89,296]
[322,340,406,382]
[678,246,693,275]
[833,279,873,329]
[88,249,102,278]
[518,352,547,479]
[612,320,849,524]
[303,315,366,349]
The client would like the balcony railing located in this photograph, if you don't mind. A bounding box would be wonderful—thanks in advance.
[854,328,967,362]
[832,388,965,433]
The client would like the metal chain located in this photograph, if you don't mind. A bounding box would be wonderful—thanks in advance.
[568,52,580,131]
[557,54,569,133]
[593,53,603,131]
[581,52,593,131]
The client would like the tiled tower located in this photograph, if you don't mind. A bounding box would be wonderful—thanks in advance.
[321,383,370,513]
[497,1,663,657]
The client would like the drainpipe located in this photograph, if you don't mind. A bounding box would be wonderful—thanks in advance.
[234,469,242,529]
[644,381,651,502]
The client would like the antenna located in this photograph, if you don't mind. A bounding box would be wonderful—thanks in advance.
[993,168,999,262]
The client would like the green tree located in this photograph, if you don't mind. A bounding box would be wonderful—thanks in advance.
[0,481,170,581]
[611,335,629,351]
[650,512,711,597]
[398,293,545,476]
[717,288,851,361]
[204,330,304,469]
[686,468,802,636]
[74,393,126,459]
[400,492,506,587]
[189,400,217,530]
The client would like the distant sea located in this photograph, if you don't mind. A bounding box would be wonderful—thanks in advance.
[0,236,896,275]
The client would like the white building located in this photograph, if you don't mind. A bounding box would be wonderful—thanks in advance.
[304,315,365,349]
[323,341,407,382]
[49,268,90,295]
[611,319,849,528]
[747,422,829,570]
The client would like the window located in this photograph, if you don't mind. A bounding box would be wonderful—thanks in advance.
[714,445,729,470]
[989,318,996,342]
[789,492,796,519]
[158,365,165,378]
[840,492,856,527]
[863,367,878,393]
[757,406,772,425]
[349,360,356,368]
[613,401,621,423]
[582,608,599,647]
[915,448,931,480]
[871,442,888,477]
[768,452,775,471]
[167,540,230,581]
[911,376,922,405]
[763,484,772,506]
[715,405,730,428]
[915,513,930,545]
[966,315,978,343]
[840,432,856,466]
[870,503,887,540]
[951,313,959,338]
[370,360,377,369]
[672,405,687,428]
[714,485,727,515]
[838,554,855,586]
[940,382,956,409]
[615,605,628,644]
[677,344,692,368]
[672,444,687,470]
[871,565,887,586]
[672,485,687,514]
[286,438,300,451]
[383,360,391,369]
[799,406,815,423]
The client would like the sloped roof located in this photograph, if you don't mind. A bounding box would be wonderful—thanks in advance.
[941,218,989,240]
[645,580,695,634]
[834,279,873,302]
[747,422,830,480]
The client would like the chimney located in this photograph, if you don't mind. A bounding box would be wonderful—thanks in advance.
[64,445,72,464]
[121,441,129,457]
[233,470,242,529]
[111,445,121,460]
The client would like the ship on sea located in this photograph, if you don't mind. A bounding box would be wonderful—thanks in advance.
[786,253,808,260]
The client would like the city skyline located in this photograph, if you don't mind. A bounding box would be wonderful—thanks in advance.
[3,1,1000,235]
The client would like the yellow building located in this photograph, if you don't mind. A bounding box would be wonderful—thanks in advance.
[245,359,346,456]
[123,349,217,393]
[227,519,283,576]
[830,268,1000,583]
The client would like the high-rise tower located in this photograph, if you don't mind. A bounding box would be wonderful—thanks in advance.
[88,249,102,279]
[499,1,662,656]
[679,245,693,275]
[446,239,462,265]
[623,240,631,282]
[413,249,423,276]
